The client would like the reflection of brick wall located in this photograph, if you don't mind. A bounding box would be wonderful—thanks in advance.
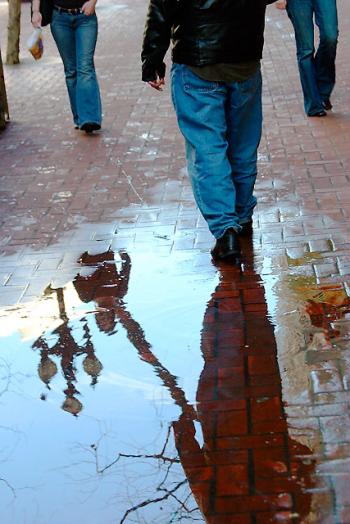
[174,261,314,523]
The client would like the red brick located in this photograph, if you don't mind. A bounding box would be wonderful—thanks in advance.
[216,410,248,437]
[216,464,249,496]
[217,366,245,389]
[243,288,266,304]
[255,476,301,494]
[248,356,278,376]
[190,482,212,515]
[255,512,295,524]
[215,493,292,513]
[197,399,246,412]
[217,298,243,312]
[209,515,251,524]
[254,448,289,478]
[207,450,249,465]
[217,435,285,450]
[251,396,283,422]
[186,466,213,482]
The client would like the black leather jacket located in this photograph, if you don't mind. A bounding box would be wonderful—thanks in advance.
[142,0,275,82]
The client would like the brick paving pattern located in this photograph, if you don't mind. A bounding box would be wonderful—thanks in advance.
[1,0,350,522]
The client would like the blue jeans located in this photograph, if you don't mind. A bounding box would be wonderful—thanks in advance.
[171,63,262,239]
[287,0,338,115]
[51,9,102,127]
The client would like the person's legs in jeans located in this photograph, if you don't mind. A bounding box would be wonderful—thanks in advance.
[75,13,102,127]
[287,0,324,115]
[314,0,338,104]
[226,69,262,226]
[171,63,240,239]
[51,10,79,126]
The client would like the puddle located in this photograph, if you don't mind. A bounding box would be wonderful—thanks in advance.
[0,240,332,523]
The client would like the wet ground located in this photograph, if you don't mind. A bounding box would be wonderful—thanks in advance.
[1,0,350,522]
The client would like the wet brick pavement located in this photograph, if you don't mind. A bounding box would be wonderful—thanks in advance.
[1,0,350,522]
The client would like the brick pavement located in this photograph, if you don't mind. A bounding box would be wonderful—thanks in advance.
[1,0,350,522]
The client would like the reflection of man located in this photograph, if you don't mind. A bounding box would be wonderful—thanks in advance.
[171,242,315,521]
[276,0,338,116]
[142,0,276,261]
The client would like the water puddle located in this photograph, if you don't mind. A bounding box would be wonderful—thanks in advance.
[0,239,334,523]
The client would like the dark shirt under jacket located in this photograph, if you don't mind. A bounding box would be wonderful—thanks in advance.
[54,0,85,9]
[141,0,274,83]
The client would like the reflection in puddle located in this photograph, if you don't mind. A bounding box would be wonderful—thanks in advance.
[0,242,339,522]
[32,251,132,416]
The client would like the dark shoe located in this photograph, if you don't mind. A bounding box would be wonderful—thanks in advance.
[80,122,101,134]
[323,99,333,111]
[239,220,253,236]
[211,228,240,261]
[308,110,327,117]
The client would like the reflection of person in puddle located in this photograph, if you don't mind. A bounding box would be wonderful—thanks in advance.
[170,243,315,521]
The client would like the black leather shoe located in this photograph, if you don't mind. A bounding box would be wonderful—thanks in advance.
[239,220,253,236]
[308,110,327,117]
[80,122,101,134]
[323,99,333,111]
[211,228,240,261]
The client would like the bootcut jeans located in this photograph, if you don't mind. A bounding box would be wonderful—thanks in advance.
[171,63,262,239]
[286,0,338,116]
[51,9,102,127]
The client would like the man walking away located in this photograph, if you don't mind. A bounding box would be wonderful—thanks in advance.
[142,0,276,262]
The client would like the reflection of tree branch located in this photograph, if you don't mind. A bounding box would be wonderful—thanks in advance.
[157,454,177,491]
[164,488,200,517]
[92,426,180,475]
[120,479,187,524]
[0,477,16,498]
[0,358,11,397]
[160,425,172,457]
[84,421,200,521]
[0,358,29,500]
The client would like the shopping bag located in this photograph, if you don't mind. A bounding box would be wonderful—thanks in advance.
[27,28,44,60]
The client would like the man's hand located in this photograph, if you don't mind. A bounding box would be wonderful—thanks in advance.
[275,0,287,9]
[31,10,42,27]
[148,77,165,91]
[82,0,97,16]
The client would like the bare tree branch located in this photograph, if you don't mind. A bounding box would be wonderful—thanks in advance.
[0,477,16,498]
[119,480,187,524]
